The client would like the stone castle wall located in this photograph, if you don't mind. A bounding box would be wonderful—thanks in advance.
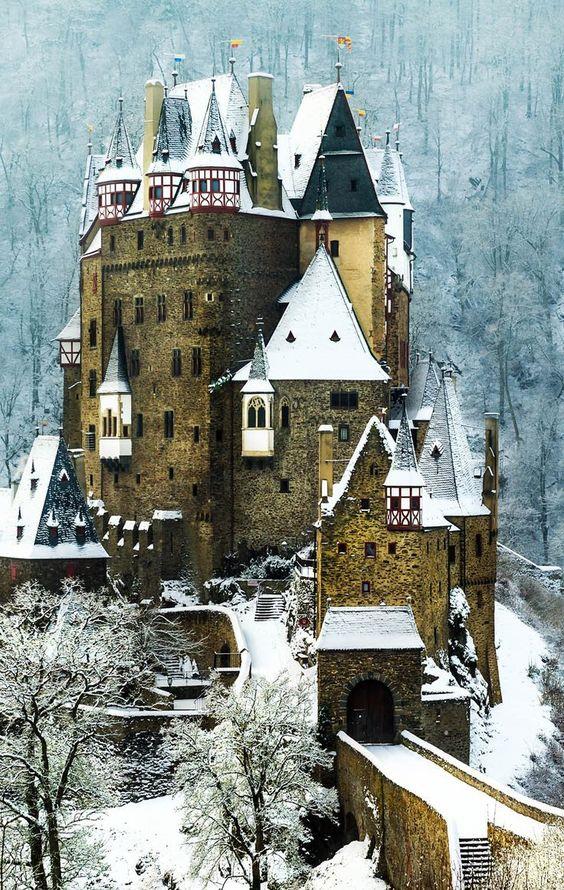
[0,555,107,600]
[421,694,470,763]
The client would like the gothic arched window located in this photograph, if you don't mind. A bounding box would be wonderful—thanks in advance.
[247,397,267,429]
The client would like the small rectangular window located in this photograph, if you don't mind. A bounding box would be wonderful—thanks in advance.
[89,319,97,347]
[164,410,174,439]
[180,224,187,244]
[137,230,144,250]
[168,466,174,480]
[207,227,215,241]
[130,349,140,377]
[172,348,182,377]
[136,473,141,485]
[338,423,350,442]
[335,124,345,137]
[109,234,116,253]
[475,533,483,557]
[337,542,347,555]
[330,240,339,257]
[157,294,167,322]
[388,542,397,555]
[280,478,290,493]
[183,291,193,320]
[205,292,214,302]
[192,483,199,496]
[193,425,200,443]
[191,346,202,377]
[448,545,456,564]
[223,228,229,242]
[87,424,96,451]
[113,299,122,326]
[216,428,223,443]
[281,404,290,428]
[136,413,144,437]
[350,178,358,192]
[360,498,370,511]
[135,297,144,324]
[88,369,97,397]
[361,580,371,594]
[167,227,174,246]
[364,542,376,558]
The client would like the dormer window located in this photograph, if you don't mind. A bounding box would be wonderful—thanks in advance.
[58,470,69,486]
[294,153,302,168]
[430,440,444,458]
[330,330,340,342]
[212,135,221,154]
[229,133,237,152]
[286,331,296,343]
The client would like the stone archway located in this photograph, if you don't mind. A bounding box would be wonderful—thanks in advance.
[347,680,395,743]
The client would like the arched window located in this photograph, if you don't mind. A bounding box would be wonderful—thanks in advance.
[247,397,267,429]
[281,403,290,428]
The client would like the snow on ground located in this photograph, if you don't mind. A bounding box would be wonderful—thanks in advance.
[472,601,556,787]
[303,840,388,889]
[84,794,246,890]
[235,599,302,681]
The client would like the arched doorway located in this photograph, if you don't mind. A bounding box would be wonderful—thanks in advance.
[347,680,394,743]
[217,642,231,668]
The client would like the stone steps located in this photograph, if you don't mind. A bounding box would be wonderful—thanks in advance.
[254,592,285,621]
[459,837,492,888]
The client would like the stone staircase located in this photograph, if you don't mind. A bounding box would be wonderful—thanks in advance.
[459,837,492,888]
[254,591,285,621]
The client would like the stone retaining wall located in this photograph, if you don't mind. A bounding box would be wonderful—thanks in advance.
[498,543,562,595]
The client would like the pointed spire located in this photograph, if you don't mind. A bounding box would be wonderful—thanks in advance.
[335,48,343,85]
[198,77,230,154]
[104,96,137,171]
[377,141,402,200]
[385,396,425,487]
[312,154,332,223]
[229,56,236,75]
[249,320,269,381]
[98,326,131,395]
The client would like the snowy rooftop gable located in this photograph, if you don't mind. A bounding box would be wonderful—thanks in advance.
[169,73,247,160]
[278,83,339,200]
[80,151,105,238]
[317,606,424,651]
[385,397,426,487]
[407,352,441,422]
[0,435,108,561]
[364,144,413,210]
[233,246,389,382]
[98,326,131,395]
[324,415,394,514]
[418,372,488,517]
[54,308,80,342]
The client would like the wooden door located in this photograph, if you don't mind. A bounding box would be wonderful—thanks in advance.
[347,680,394,743]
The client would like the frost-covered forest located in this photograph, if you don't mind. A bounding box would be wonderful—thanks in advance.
[0,0,561,565]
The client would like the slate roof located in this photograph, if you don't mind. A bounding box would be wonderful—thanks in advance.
[233,246,389,382]
[377,144,403,201]
[389,354,440,429]
[151,96,192,172]
[98,326,131,395]
[317,606,424,651]
[198,79,230,153]
[242,327,274,394]
[277,83,339,200]
[98,99,140,183]
[311,154,332,221]
[418,373,488,517]
[385,398,426,487]
[0,436,108,561]
[80,151,105,238]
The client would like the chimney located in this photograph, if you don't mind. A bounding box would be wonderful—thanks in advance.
[318,425,334,503]
[143,79,165,211]
[246,73,282,211]
[483,412,499,539]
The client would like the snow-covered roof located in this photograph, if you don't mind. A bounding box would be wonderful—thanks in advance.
[81,228,101,258]
[98,326,131,395]
[277,83,339,200]
[80,151,105,238]
[54,309,80,342]
[0,436,108,561]
[418,373,488,517]
[364,145,413,210]
[325,415,394,514]
[234,246,389,382]
[97,98,141,185]
[169,73,248,160]
[385,398,426,487]
[149,96,192,174]
[242,327,274,394]
[317,606,424,651]
[404,353,441,423]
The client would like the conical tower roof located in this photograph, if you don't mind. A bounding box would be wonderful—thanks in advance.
[97,326,131,395]
[312,154,332,222]
[418,371,487,516]
[150,96,192,172]
[198,79,230,154]
[377,143,403,202]
[98,98,140,183]
[385,397,425,487]
[242,325,274,393]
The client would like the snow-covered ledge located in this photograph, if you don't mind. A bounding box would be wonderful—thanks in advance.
[498,543,562,595]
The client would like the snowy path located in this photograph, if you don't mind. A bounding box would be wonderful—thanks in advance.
[236,600,302,681]
[474,602,555,786]
[363,744,545,842]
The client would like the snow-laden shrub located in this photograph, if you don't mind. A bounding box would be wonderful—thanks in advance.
[486,826,564,890]
[448,586,489,712]
[290,624,317,668]
[203,576,246,605]
[242,553,294,580]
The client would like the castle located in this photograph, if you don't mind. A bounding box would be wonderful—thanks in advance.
[0,61,502,759]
